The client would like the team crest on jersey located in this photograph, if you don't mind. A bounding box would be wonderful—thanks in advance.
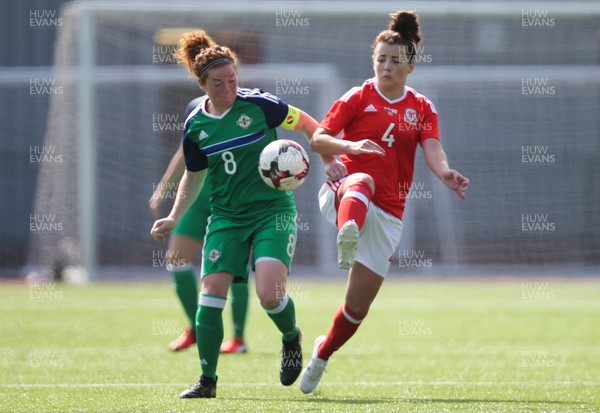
[208,249,221,262]
[404,108,417,124]
[237,114,253,129]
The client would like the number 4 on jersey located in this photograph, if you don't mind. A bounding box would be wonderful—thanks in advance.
[381,122,395,148]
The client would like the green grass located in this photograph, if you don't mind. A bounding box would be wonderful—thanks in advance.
[1,278,599,412]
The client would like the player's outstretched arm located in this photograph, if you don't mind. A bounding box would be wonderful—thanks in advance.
[310,127,385,157]
[286,109,347,181]
[421,138,469,200]
[150,169,206,242]
[149,145,186,217]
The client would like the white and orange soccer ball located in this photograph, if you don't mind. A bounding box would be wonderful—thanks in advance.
[258,139,310,190]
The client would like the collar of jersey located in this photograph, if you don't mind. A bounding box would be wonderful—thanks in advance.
[373,82,408,104]
[202,98,234,120]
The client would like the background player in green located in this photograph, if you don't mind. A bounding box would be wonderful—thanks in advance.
[150,31,345,399]
[149,97,249,354]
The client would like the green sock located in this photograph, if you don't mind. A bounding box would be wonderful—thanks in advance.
[171,265,198,329]
[230,282,249,338]
[263,294,299,342]
[196,293,226,380]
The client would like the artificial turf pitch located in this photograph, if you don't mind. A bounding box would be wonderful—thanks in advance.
[1,278,598,412]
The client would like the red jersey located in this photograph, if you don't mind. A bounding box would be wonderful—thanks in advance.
[321,78,440,220]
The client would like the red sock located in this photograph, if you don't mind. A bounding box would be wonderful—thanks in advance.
[317,304,365,361]
[337,181,373,231]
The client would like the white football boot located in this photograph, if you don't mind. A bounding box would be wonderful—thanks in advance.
[336,220,359,269]
[300,335,328,394]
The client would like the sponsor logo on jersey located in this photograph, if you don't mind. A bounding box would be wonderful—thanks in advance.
[208,249,221,262]
[404,108,417,124]
[384,107,398,116]
[237,114,253,129]
[199,130,209,140]
[364,104,377,112]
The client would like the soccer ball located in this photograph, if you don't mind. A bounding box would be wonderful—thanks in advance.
[258,139,310,190]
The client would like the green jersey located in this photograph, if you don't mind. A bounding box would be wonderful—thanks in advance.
[182,88,296,221]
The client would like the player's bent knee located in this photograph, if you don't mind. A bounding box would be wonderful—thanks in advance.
[255,258,288,308]
[257,291,282,309]
[201,272,233,297]
[345,172,375,194]
[345,301,370,319]
[354,307,370,319]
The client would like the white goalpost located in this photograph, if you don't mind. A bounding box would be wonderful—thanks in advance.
[26,1,600,280]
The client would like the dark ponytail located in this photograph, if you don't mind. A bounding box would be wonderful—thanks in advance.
[388,11,421,46]
[373,10,422,62]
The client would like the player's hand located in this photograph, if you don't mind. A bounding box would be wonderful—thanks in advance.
[148,193,162,218]
[441,169,469,200]
[325,159,347,182]
[347,139,386,156]
[150,217,176,242]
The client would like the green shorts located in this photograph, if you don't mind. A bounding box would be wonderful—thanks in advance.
[172,183,211,241]
[202,210,298,283]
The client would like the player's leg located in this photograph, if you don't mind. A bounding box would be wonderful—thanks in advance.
[180,216,250,398]
[183,184,250,354]
[302,198,402,393]
[167,234,202,351]
[255,259,299,341]
[319,262,383,358]
[220,277,250,353]
[335,173,375,269]
[253,211,302,386]
[197,272,233,377]
[179,271,233,399]
[255,259,303,386]
[167,190,208,351]
[300,263,383,394]
[230,281,249,339]
[322,175,385,355]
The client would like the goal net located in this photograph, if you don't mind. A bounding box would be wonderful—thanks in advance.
[24,1,600,279]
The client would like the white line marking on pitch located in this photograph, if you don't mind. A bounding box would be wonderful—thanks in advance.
[2,381,599,389]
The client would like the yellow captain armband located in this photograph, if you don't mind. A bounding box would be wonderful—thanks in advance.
[279,105,301,130]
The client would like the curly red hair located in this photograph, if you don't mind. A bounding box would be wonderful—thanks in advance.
[175,30,239,80]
